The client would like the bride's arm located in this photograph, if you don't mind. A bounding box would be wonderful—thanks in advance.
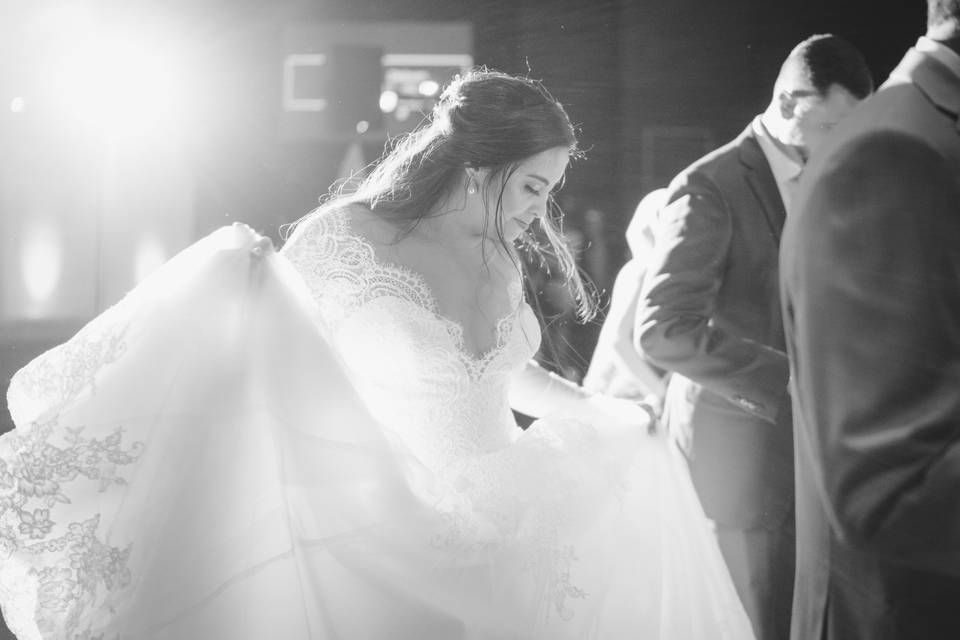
[509,360,657,431]
[508,359,589,418]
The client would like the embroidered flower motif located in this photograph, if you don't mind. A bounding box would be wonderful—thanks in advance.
[0,410,142,634]
[36,567,79,615]
[18,508,55,539]
[7,310,128,428]
[15,454,61,499]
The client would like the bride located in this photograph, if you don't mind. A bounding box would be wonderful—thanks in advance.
[0,69,754,639]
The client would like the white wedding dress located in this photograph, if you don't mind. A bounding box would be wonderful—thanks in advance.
[0,209,755,639]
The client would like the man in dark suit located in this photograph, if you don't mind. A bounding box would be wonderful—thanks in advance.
[637,35,872,640]
[780,3,960,638]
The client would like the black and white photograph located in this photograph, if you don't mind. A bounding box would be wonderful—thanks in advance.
[1,1,956,638]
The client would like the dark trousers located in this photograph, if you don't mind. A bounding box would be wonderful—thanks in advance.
[715,519,796,640]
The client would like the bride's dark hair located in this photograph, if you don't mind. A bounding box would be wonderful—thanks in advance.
[311,68,596,321]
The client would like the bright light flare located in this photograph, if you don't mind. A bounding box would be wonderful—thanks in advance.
[21,219,63,306]
[134,236,168,284]
[418,80,440,97]
[56,36,186,138]
[379,90,399,113]
[29,4,98,44]
[27,5,192,143]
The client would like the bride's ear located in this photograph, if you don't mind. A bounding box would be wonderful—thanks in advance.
[464,167,488,195]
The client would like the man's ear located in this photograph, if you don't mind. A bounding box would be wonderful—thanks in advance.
[778,90,797,119]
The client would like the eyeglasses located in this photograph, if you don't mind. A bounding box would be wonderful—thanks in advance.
[784,89,820,100]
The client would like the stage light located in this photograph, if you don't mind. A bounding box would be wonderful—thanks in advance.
[134,236,167,284]
[21,218,63,308]
[25,4,193,145]
[379,90,399,113]
[418,80,440,97]
[30,3,98,45]
[355,120,370,134]
[56,36,186,140]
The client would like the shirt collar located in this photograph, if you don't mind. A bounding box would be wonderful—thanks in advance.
[753,114,803,186]
[916,36,960,80]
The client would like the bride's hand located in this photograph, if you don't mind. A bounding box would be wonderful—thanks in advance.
[231,222,275,257]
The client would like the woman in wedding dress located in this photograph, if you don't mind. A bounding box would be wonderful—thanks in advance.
[0,69,754,639]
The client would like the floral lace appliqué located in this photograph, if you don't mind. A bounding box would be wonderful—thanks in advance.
[0,415,143,637]
[7,307,129,429]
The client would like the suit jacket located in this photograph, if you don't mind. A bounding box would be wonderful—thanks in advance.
[638,124,794,529]
[780,46,960,640]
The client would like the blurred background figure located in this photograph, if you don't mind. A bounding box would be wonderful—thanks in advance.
[582,187,668,403]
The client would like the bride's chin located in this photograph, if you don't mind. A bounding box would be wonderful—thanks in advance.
[503,229,526,244]
[509,218,531,238]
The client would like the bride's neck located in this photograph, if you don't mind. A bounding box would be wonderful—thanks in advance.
[417,198,504,255]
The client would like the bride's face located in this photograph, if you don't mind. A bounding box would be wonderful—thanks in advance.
[475,146,570,242]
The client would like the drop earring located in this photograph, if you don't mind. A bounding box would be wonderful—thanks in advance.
[467,179,478,195]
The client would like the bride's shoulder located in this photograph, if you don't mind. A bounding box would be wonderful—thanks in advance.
[338,205,406,253]
[283,204,346,244]
[283,203,398,250]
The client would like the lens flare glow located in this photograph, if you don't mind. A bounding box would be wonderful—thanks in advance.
[21,219,63,305]
[379,90,399,113]
[57,37,185,137]
[29,5,191,142]
[418,80,440,97]
[134,236,167,283]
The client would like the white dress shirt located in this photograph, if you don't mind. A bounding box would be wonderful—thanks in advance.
[916,35,960,79]
[752,114,803,214]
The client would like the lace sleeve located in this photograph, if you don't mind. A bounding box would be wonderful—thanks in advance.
[280,209,362,329]
[280,208,435,332]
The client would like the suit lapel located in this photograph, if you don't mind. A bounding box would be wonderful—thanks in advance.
[739,128,787,244]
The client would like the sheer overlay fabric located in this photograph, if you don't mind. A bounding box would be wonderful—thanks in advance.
[0,213,754,639]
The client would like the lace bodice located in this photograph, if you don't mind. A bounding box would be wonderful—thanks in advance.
[281,208,541,480]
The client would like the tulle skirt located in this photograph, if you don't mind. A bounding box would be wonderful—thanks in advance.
[0,225,754,639]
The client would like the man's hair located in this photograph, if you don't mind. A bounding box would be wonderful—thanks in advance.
[928,0,960,30]
[784,34,874,100]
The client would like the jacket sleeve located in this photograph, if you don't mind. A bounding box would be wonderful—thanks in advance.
[636,172,789,424]
[786,131,960,575]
